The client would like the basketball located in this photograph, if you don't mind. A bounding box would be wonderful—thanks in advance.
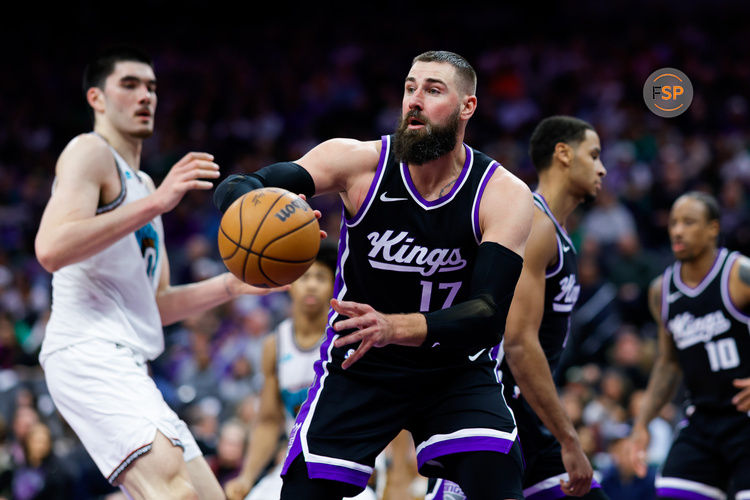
[218,187,321,287]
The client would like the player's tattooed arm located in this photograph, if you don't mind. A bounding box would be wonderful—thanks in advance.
[629,275,683,478]
[730,255,750,311]
[636,275,683,426]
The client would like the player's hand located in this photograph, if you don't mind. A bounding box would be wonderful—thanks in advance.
[559,440,593,496]
[224,474,252,500]
[331,299,395,369]
[732,378,750,412]
[298,194,328,240]
[154,152,220,213]
[627,423,650,478]
[224,273,290,297]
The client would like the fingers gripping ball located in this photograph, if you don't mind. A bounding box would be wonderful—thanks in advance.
[218,187,320,287]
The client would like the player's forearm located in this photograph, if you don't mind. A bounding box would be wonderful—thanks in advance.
[156,273,234,325]
[35,195,162,273]
[390,313,428,346]
[505,338,578,445]
[239,420,284,485]
[635,357,682,428]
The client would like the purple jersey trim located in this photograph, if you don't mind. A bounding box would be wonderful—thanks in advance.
[416,435,514,470]
[545,233,565,279]
[471,161,500,244]
[346,136,389,227]
[525,480,602,500]
[307,461,372,488]
[721,251,750,322]
[673,248,727,297]
[532,192,575,250]
[656,487,719,500]
[662,267,672,326]
[401,144,472,209]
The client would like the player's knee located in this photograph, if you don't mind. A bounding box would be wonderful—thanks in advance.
[164,477,199,500]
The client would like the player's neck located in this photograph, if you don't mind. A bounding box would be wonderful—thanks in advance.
[94,123,143,170]
[406,141,466,201]
[679,246,719,286]
[535,179,579,226]
[292,311,327,349]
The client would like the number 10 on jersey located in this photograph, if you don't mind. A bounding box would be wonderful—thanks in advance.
[420,281,462,312]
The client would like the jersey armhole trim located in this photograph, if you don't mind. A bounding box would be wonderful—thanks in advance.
[471,161,500,244]
[345,135,389,227]
[720,251,750,323]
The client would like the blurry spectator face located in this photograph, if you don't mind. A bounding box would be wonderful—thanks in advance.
[12,406,39,442]
[88,61,157,139]
[216,422,246,466]
[668,196,719,262]
[242,308,271,338]
[289,262,334,318]
[569,129,607,201]
[613,330,642,367]
[24,423,52,467]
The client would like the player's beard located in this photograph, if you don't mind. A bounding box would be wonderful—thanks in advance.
[393,108,460,165]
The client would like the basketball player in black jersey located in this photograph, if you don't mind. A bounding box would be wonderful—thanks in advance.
[214,51,534,499]
[628,192,750,500]
[427,116,609,500]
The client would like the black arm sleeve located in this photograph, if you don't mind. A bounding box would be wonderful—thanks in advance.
[422,241,523,352]
[213,161,316,213]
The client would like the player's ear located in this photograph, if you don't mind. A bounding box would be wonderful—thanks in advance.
[461,95,477,119]
[554,142,573,168]
[86,87,105,114]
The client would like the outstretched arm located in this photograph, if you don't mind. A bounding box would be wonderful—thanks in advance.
[503,210,592,496]
[728,255,750,412]
[213,138,381,216]
[629,275,682,477]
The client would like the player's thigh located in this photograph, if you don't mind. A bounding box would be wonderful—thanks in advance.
[656,428,727,498]
[118,431,197,500]
[409,361,517,477]
[185,454,224,500]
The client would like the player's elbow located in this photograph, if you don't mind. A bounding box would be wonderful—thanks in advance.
[34,237,61,273]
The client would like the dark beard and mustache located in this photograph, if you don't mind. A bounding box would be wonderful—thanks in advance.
[393,108,460,165]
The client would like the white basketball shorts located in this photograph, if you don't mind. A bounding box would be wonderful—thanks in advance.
[41,339,201,484]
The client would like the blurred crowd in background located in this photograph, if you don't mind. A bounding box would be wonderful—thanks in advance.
[1,2,750,498]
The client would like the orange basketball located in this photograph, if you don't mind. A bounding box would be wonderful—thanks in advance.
[218,187,320,287]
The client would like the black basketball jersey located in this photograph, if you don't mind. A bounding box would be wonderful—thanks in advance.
[662,248,750,410]
[497,193,579,398]
[332,135,503,367]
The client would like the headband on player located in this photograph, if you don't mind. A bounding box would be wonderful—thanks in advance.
[213,161,316,213]
[422,241,523,352]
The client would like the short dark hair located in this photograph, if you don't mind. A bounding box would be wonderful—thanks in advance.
[529,116,595,172]
[315,239,338,276]
[83,46,153,94]
[679,191,721,222]
[82,46,152,124]
[412,50,477,95]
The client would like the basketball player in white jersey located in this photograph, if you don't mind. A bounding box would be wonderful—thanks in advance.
[34,46,285,500]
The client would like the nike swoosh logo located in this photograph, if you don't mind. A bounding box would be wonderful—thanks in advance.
[562,245,571,252]
[667,291,682,303]
[468,348,486,362]
[379,192,409,202]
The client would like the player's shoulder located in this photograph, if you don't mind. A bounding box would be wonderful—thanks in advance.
[314,138,382,162]
[56,133,115,179]
[486,164,532,200]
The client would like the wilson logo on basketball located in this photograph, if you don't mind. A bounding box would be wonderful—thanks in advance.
[366,230,466,276]
[275,198,310,222]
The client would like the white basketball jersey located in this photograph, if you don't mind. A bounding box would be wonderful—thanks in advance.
[275,318,323,435]
[40,134,165,362]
